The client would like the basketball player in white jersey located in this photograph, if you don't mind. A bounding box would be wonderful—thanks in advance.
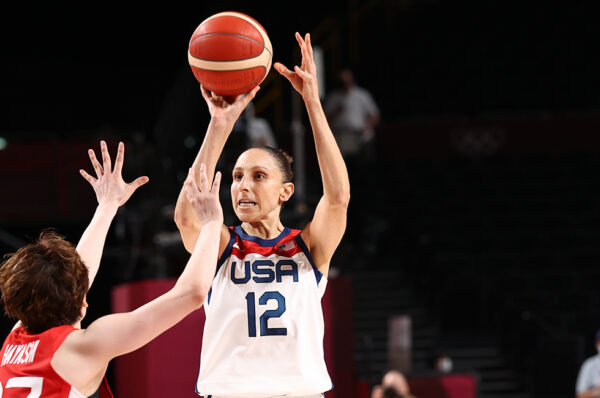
[0,142,222,397]
[174,32,350,397]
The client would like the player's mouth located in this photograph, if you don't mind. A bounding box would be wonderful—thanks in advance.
[238,200,257,209]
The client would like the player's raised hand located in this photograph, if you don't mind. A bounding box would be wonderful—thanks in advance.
[184,163,223,226]
[80,141,149,207]
[274,32,319,102]
[200,84,260,128]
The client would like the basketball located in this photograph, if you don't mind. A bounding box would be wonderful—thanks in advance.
[188,11,273,97]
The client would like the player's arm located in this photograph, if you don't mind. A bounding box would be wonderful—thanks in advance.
[76,165,222,363]
[274,33,350,276]
[77,141,148,288]
[174,85,260,253]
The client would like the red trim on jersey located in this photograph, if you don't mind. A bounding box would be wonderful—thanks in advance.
[99,374,114,398]
[229,227,304,258]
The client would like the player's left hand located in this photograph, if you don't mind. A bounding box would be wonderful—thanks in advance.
[80,141,149,207]
[274,32,319,102]
[184,163,223,227]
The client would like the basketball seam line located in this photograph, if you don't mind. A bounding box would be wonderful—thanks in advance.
[200,73,266,95]
[190,33,272,57]
[189,54,271,64]
[202,12,270,44]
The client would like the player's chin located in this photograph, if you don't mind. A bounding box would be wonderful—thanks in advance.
[234,208,261,223]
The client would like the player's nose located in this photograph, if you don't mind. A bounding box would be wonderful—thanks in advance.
[238,175,251,191]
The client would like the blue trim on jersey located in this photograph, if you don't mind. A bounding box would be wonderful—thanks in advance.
[208,228,236,306]
[234,225,291,246]
[294,234,323,285]
[217,228,236,270]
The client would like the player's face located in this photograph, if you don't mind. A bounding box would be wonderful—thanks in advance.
[231,148,287,222]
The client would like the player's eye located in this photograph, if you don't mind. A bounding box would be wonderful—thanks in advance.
[233,173,243,180]
[256,172,266,179]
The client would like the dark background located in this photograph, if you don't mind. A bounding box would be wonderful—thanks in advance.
[1,1,600,397]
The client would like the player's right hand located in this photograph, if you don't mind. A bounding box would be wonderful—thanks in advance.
[200,84,260,129]
[184,163,224,226]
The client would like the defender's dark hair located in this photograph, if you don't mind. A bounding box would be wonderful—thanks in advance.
[0,230,89,334]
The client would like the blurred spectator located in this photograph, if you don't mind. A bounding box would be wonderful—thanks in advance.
[324,68,380,256]
[576,329,600,398]
[232,101,277,148]
[434,354,454,373]
[324,68,380,165]
[371,384,384,398]
[381,369,419,398]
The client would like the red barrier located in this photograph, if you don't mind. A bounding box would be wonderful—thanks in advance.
[111,279,204,398]
[408,373,478,398]
[0,140,106,222]
[111,276,355,398]
[323,276,356,398]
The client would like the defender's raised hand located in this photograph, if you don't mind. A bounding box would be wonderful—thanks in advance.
[184,163,223,226]
[80,141,149,207]
[274,32,320,102]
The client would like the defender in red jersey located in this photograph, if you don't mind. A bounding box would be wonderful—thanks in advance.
[0,142,222,397]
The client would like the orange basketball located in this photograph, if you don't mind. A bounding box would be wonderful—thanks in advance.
[188,11,273,97]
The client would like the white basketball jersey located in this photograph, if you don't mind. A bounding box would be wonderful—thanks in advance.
[195,226,333,397]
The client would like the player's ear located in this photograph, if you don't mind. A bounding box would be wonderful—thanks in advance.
[280,182,294,202]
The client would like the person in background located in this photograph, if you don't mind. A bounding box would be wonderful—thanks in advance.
[576,329,600,398]
[324,68,380,169]
[232,101,277,148]
[381,369,419,398]
[434,354,454,373]
[370,384,384,398]
[323,68,380,254]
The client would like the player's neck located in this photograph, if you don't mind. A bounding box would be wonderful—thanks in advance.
[241,219,284,240]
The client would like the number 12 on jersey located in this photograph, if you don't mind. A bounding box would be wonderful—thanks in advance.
[245,291,287,337]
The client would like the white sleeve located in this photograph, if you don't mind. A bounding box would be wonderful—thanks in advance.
[360,89,379,117]
[577,359,593,394]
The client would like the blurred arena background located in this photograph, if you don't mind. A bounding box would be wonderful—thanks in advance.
[1,1,599,397]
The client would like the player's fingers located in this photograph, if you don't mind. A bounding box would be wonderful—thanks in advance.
[129,176,150,191]
[212,171,222,195]
[300,41,310,68]
[294,65,311,80]
[199,163,209,191]
[200,85,212,100]
[100,141,112,173]
[306,33,314,58]
[114,142,125,175]
[184,169,199,202]
[295,32,304,46]
[88,149,104,177]
[187,166,197,186]
[241,86,260,106]
[79,169,97,185]
[274,62,293,80]
[185,168,196,190]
